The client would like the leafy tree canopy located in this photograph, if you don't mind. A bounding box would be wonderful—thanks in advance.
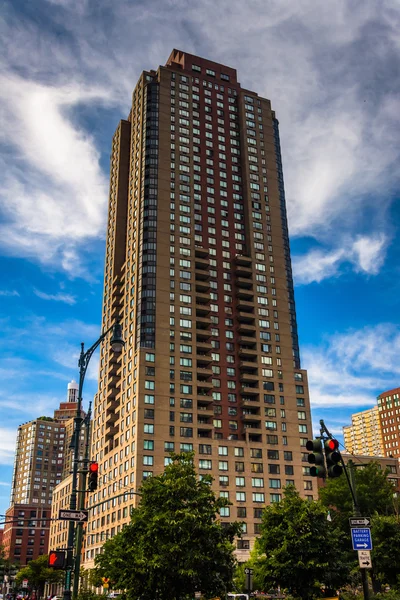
[95,452,242,600]
[370,515,400,589]
[319,461,396,524]
[15,555,64,594]
[252,486,352,600]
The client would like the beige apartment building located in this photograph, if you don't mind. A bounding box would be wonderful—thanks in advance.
[3,382,85,565]
[343,406,384,457]
[84,49,316,567]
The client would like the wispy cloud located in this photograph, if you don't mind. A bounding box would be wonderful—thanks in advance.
[304,323,400,410]
[34,288,76,305]
[0,1,398,276]
[0,290,20,297]
[0,427,17,465]
[293,234,388,284]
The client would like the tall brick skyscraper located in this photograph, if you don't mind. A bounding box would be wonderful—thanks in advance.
[85,50,315,565]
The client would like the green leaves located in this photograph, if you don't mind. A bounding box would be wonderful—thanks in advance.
[15,555,64,594]
[95,452,241,600]
[251,486,351,600]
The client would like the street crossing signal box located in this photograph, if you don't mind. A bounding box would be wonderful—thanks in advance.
[48,551,66,569]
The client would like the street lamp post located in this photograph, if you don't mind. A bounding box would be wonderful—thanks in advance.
[63,320,124,600]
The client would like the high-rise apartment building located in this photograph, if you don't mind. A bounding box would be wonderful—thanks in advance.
[343,406,384,457]
[378,387,400,458]
[3,382,84,565]
[85,49,315,565]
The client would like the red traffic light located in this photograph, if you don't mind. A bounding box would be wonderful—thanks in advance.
[89,462,99,473]
[48,550,65,569]
[326,439,339,451]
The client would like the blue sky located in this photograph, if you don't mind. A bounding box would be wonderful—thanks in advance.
[0,0,400,516]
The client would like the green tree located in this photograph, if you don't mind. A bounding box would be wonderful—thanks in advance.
[15,555,64,598]
[369,515,400,591]
[319,461,399,593]
[252,486,351,600]
[95,452,242,600]
[319,462,395,528]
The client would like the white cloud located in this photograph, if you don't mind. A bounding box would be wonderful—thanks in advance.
[0,0,398,275]
[0,427,17,465]
[0,75,110,276]
[293,234,388,284]
[0,290,19,297]
[304,323,400,410]
[34,288,76,305]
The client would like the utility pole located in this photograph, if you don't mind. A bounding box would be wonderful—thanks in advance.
[347,460,370,600]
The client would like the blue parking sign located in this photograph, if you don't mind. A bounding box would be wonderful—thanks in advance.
[351,528,372,550]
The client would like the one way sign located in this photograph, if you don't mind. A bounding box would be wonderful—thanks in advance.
[59,509,88,522]
[358,550,372,569]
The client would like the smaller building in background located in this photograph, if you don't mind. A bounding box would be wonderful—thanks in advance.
[378,387,400,459]
[343,406,384,457]
[48,475,72,552]
[3,382,85,565]
[341,453,400,494]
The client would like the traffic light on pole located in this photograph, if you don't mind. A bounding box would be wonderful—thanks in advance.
[48,550,66,569]
[324,438,343,478]
[306,439,326,478]
[88,462,99,491]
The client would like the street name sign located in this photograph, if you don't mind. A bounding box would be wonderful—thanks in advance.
[349,517,370,528]
[351,528,372,550]
[358,550,372,569]
[244,568,253,575]
[58,509,88,522]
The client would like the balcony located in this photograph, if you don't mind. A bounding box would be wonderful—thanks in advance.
[197,405,214,417]
[242,410,261,422]
[197,380,213,390]
[240,385,259,396]
[239,345,257,358]
[241,396,261,408]
[197,416,212,426]
[196,291,210,302]
[195,270,210,282]
[196,340,213,351]
[243,422,261,430]
[238,323,256,335]
[106,385,119,401]
[105,410,118,425]
[197,393,213,405]
[235,254,252,267]
[237,311,255,323]
[196,328,211,341]
[236,296,254,307]
[236,277,253,289]
[239,335,257,345]
[196,315,212,327]
[108,358,120,376]
[197,366,213,377]
[240,371,259,384]
[196,303,210,316]
[198,429,212,438]
[195,256,209,270]
[247,432,263,442]
[105,424,119,439]
[196,352,213,366]
[106,398,119,412]
[239,360,258,370]
[195,246,209,258]
[195,280,210,292]
[235,263,252,277]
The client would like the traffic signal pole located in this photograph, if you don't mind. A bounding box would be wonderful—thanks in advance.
[319,421,370,600]
[348,460,370,600]
[72,403,92,600]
